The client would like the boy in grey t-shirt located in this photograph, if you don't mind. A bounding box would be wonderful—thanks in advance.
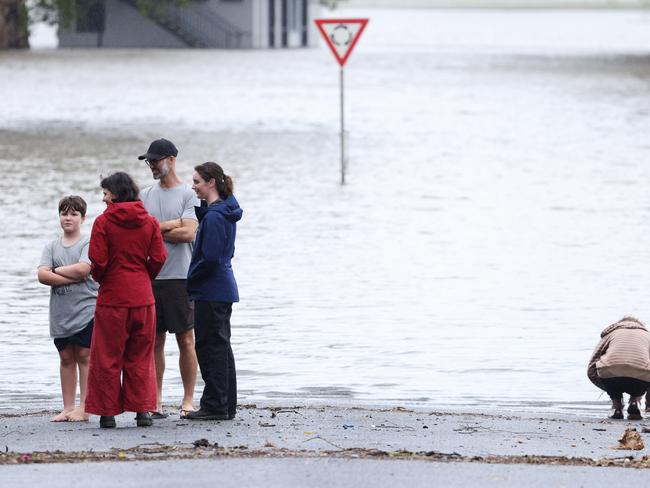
[38,196,98,422]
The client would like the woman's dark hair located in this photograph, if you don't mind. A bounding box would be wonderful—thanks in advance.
[58,195,87,217]
[194,162,234,199]
[100,172,140,203]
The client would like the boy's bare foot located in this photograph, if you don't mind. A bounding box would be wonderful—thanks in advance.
[65,408,89,422]
[51,410,73,422]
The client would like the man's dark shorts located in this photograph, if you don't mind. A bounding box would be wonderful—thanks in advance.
[153,279,194,334]
[54,318,94,352]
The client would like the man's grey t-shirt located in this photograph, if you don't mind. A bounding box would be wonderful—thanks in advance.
[140,182,199,280]
[39,235,98,339]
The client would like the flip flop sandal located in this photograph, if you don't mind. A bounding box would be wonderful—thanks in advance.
[179,408,195,419]
[149,411,169,420]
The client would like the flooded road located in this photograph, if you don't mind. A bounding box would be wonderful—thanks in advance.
[1,8,650,414]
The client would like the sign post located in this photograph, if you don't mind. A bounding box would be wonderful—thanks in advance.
[315,18,369,185]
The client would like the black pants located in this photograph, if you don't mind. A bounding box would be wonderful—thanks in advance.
[601,377,649,401]
[194,301,237,414]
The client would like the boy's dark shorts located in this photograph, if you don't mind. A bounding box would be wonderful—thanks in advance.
[54,318,94,352]
[152,279,194,334]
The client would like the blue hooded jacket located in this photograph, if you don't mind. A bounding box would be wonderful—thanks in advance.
[187,195,243,302]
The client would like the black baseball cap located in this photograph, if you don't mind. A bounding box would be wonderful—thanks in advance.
[138,138,178,161]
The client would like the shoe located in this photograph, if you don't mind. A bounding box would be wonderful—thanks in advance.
[184,408,231,421]
[100,416,116,428]
[628,402,643,420]
[149,411,168,420]
[609,408,623,420]
[136,412,153,427]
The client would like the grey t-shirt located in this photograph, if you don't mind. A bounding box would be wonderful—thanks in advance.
[140,182,199,280]
[39,235,98,339]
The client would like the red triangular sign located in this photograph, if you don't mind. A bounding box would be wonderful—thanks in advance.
[315,18,369,67]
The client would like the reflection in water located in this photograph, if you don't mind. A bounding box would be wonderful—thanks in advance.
[1,9,650,414]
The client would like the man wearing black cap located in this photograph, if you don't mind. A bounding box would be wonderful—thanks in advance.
[139,138,200,418]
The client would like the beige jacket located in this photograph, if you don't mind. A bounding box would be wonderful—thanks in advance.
[587,317,650,391]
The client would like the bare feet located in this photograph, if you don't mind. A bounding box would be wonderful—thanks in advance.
[51,409,73,422]
[65,408,89,422]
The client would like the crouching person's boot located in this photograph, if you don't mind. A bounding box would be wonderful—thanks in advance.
[628,396,643,420]
[610,398,624,420]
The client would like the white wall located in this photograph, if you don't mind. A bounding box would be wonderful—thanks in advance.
[308,0,320,47]
[29,22,57,49]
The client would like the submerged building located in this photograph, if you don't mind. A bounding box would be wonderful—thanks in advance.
[59,0,321,49]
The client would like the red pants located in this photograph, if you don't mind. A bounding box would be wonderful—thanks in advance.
[85,305,157,416]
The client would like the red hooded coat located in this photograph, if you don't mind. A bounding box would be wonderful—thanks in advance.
[85,201,167,416]
[89,201,166,306]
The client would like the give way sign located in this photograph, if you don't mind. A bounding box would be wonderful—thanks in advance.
[315,18,369,67]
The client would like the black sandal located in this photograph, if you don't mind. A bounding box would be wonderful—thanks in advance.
[149,411,168,420]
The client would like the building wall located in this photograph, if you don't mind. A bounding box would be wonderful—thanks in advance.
[207,0,254,32]
[265,0,320,48]
[58,30,100,48]
[307,0,320,47]
[59,0,187,48]
[202,0,255,48]
[58,0,320,49]
[251,0,266,47]
[103,0,187,48]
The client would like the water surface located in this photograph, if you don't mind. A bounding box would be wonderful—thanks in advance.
[1,8,650,414]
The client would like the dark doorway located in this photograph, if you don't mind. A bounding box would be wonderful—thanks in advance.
[76,0,106,47]
[301,0,308,47]
[269,0,275,47]
[76,1,105,33]
[281,0,288,47]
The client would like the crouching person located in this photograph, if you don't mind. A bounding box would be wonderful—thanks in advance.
[587,316,650,420]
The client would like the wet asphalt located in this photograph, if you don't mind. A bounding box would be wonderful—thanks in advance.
[1,403,649,486]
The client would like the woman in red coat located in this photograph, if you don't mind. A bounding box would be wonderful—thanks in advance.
[85,172,167,428]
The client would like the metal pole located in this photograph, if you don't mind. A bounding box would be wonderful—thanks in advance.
[340,67,345,185]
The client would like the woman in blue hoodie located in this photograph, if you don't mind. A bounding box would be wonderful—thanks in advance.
[185,162,242,421]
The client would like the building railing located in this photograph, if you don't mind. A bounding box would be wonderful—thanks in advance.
[121,0,251,48]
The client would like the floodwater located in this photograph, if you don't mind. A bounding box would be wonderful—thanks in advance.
[1,8,650,414]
